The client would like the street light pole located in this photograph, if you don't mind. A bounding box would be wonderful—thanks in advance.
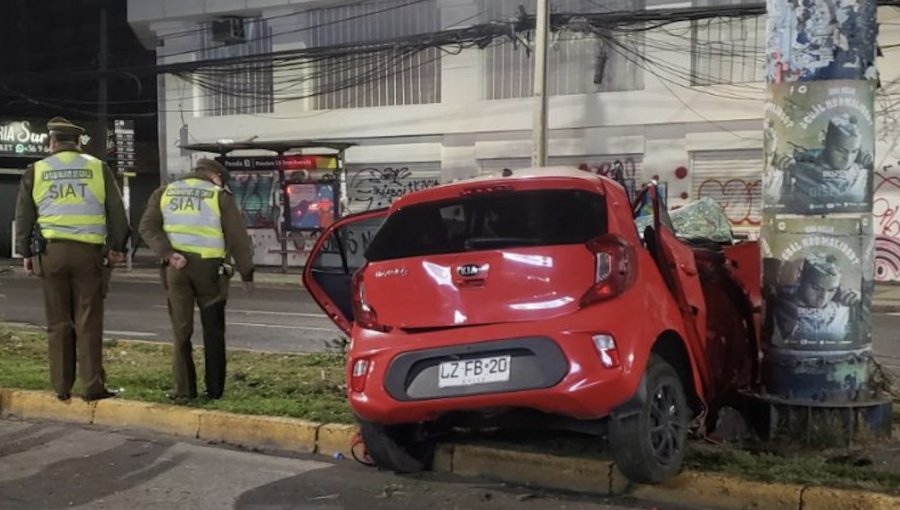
[531,0,549,167]
[758,0,890,439]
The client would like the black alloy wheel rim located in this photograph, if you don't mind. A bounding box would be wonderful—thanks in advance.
[649,382,683,465]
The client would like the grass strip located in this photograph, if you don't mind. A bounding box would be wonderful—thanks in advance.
[0,327,353,424]
[686,442,900,495]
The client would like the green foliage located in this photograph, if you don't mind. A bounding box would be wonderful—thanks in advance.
[686,443,900,494]
[0,327,353,423]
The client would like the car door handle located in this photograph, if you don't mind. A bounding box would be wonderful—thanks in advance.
[679,263,697,276]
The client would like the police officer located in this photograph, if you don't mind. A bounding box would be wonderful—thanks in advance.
[14,117,130,402]
[138,158,254,401]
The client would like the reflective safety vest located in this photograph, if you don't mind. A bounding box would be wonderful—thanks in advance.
[161,178,226,259]
[32,151,107,245]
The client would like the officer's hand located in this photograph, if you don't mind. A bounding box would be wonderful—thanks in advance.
[23,257,33,275]
[243,281,255,293]
[168,253,188,270]
[836,289,861,306]
[108,251,125,266]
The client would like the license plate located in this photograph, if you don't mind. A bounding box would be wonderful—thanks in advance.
[438,355,511,388]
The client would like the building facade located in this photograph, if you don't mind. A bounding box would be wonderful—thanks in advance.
[128,0,900,280]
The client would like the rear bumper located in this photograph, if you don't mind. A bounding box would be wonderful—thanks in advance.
[348,323,647,425]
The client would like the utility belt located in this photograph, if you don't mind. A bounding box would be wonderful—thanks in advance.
[31,225,47,256]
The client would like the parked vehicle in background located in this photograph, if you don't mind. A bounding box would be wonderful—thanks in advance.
[304,167,761,483]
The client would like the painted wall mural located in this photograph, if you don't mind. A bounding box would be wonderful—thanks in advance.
[873,161,900,282]
[696,177,762,227]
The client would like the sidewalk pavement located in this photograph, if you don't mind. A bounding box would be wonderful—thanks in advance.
[1,388,898,510]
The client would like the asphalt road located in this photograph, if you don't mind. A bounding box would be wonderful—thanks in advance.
[0,273,344,353]
[1,271,898,379]
[0,419,661,510]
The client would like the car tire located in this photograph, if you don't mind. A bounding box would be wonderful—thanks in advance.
[357,419,434,473]
[609,354,689,484]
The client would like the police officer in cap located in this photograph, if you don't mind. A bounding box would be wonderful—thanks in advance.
[139,158,254,401]
[14,116,130,401]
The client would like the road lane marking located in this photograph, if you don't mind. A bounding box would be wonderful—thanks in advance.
[153,305,326,318]
[228,321,338,332]
[106,330,157,337]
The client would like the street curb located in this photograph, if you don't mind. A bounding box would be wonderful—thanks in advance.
[93,399,203,438]
[802,486,900,510]
[630,471,802,510]
[198,411,318,454]
[1,389,95,424]
[432,443,628,495]
[1,388,898,510]
[430,443,900,510]
[315,423,357,458]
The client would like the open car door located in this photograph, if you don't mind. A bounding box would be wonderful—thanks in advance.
[302,209,389,336]
[633,185,713,402]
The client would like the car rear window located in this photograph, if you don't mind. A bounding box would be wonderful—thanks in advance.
[365,189,607,261]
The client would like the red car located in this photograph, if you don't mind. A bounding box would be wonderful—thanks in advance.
[304,167,761,483]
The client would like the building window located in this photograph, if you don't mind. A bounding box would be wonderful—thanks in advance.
[690,1,764,85]
[199,18,274,116]
[309,0,440,109]
[481,0,645,100]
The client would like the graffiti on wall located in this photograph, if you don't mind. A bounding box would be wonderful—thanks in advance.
[577,158,639,199]
[230,171,279,228]
[874,163,900,282]
[228,170,288,265]
[696,178,762,227]
[347,164,441,212]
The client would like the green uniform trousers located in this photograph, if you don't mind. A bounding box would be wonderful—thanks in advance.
[40,241,107,396]
[165,257,228,399]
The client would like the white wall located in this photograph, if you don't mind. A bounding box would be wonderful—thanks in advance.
[130,1,900,269]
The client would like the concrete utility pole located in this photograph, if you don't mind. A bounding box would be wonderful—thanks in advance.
[531,0,549,167]
[98,7,108,158]
[759,0,890,438]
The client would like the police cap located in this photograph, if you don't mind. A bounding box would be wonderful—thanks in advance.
[196,158,231,183]
[46,116,86,137]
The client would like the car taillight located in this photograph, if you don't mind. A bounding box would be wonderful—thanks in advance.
[579,234,637,307]
[351,269,392,332]
[351,359,371,392]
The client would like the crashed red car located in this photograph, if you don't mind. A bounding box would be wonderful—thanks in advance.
[304,167,761,483]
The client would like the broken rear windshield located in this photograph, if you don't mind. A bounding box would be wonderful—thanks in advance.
[365,189,607,261]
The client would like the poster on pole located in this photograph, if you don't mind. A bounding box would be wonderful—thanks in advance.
[766,0,877,83]
[763,81,875,214]
[761,216,873,350]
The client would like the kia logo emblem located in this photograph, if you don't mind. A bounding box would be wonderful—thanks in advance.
[457,264,481,277]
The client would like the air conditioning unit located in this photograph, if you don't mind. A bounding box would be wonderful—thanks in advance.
[212,17,245,44]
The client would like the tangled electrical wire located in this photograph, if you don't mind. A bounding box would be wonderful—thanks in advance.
[5,0,900,118]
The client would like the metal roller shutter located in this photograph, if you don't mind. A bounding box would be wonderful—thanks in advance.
[690,149,763,234]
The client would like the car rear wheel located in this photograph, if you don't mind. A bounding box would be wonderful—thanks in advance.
[609,354,689,484]
[357,419,434,473]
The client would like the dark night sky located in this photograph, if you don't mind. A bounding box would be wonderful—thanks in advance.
[0,0,158,141]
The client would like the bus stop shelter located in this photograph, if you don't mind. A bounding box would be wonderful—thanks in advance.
[181,140,355,272]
